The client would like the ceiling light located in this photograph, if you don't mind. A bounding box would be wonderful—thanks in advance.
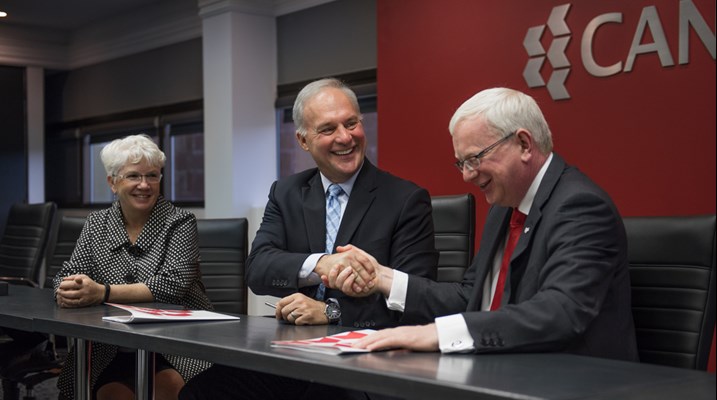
[0,11,8,18]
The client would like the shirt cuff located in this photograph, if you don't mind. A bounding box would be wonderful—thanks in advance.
[298,253,325,288]
[385,269,408,312]
[436,314,475,353]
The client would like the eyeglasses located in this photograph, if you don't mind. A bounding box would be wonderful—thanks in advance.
[453,132,515,173]
[114,173,163,184]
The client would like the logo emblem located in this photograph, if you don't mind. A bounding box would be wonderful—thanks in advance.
[523,4,572,100]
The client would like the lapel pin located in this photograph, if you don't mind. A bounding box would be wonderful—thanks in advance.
[524,227,530,234]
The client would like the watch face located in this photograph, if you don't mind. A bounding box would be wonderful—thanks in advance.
[326,300,341,321]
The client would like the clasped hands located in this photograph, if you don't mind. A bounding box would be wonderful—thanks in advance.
[316,245,440,352]
[275,245,383,325]
[55,274,105,308]
[317,244,387,297]
[276,245,439,351]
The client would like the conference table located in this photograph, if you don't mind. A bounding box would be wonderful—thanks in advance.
[1,285,715,400]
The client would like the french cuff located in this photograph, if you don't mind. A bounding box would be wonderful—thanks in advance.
[298,253,325,288]
[385,269,408,312]
[436,314,475,353]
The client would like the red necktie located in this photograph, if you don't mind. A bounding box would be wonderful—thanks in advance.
[490,209,527,311]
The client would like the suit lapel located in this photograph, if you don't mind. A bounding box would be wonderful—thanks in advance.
[468,154,568,309]
[511,153,566,261]
[302,172,327,253]
[334,160,377,249]
[503,154,566,302]
[467,206,511,310]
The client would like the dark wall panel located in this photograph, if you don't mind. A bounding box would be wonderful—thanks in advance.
[0,66,27,234]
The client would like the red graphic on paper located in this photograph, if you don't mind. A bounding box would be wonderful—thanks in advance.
[272,330,371,346]
[113,304,193,316]
[270,329,374,354]
[332,331,369,340]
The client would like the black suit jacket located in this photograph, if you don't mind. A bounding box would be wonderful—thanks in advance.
[247,159,438,329]
[403,154,639,361]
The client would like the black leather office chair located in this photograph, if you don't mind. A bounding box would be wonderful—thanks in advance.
[43,216,86,289]
[0,202,60,399]
[0,202,57,287]
[197,218,249,314]
[431,194,476,282]
[624,215,716,370]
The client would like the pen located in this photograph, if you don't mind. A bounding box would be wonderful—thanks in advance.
[264,301,277,309]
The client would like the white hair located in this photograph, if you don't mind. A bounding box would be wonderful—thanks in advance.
[448,88,553,153]
[100,134,166,178]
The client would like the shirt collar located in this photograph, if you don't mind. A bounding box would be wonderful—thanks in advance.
[107,197,168,252]
[320,161,363,197]
[107,201,131,251]
[517,152,553,215]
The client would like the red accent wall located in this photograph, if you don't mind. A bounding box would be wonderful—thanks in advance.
[377,0,716,241]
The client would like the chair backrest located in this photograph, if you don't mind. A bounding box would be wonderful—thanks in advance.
[623,215,716,370]
[197,218,249,314]
[44,216,86,289]
[0,202,57,287]
[431,194,476,282]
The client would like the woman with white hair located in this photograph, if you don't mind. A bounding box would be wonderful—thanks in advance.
[53,134,211,400]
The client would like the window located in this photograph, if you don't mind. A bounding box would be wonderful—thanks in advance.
[164,123,204,203]
[45,102,204,207]
[88,138,115,204]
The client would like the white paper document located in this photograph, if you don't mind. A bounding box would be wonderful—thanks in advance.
[271,329,376,355]
[102,303,240,323]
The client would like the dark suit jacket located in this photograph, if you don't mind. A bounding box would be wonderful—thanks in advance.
[247,159,438,329]
[402,154,639,361]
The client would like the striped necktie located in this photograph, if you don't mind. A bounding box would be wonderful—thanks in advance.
[317,183,344,300]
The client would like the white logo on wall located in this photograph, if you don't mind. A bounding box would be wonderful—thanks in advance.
[523,0,715,101]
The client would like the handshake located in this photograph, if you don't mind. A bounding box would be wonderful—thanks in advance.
[316,244,393,298]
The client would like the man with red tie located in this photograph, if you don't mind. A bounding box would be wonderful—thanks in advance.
[331,87,639,361]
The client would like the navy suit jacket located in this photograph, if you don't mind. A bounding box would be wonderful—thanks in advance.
[402,154,639,361]
[247,159,438,329]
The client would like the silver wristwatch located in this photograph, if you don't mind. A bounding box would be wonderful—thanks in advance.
[324,297,341,324]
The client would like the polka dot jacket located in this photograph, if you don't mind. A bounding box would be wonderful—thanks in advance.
[52,197,212,399]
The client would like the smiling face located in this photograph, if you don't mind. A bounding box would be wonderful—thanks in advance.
[295,87,366,183]
[108,158,161,217]
[452,117,529,208]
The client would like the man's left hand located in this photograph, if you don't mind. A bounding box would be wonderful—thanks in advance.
[276,292,328,325]
[353,324,440,352]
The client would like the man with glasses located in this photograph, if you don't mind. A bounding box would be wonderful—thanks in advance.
[328,87,639,362]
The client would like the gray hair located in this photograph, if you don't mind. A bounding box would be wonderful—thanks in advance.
[100,134,166,178]
[448,88,553,154]
[292,78,361,137]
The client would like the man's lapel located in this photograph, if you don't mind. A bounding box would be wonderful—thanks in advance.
[302,172,328,253]
[335,160,376,248]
